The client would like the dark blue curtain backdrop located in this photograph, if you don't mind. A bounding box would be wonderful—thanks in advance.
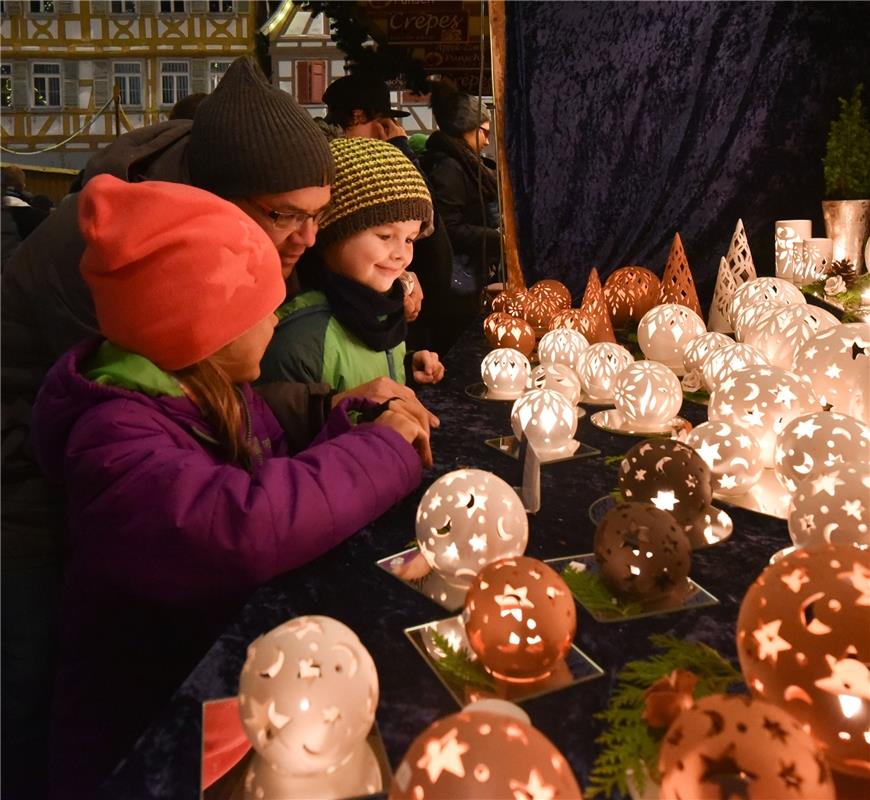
[503,1,868,310]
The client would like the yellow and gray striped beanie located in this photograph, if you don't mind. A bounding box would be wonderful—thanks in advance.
[317,137,433,247]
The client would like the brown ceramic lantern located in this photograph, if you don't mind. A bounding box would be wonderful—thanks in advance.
[483,312,513,347]
[464,556,576,682]
[593,501,692,603]
[388,707,583,799]
[736,545,870,777]
[484,313,536,356]
[603,266,661,327]
[659,694,835,800]
[491,289,529,318]
[531,279,573,309]
[522,292,561,338]
[548,308,585,333]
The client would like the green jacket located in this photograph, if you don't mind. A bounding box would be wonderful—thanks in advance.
[260,290,407,391]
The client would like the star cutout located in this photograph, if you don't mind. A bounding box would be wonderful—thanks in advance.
[762,717,789,743]
[798,513,816,532]
[699,743,757,800]
[694,440,722,466]
[416,726,469,783]
[753,619,792,663]
[839,562,870,606]
[842,499,864,520]
[442,542,459,561]
[719,474,738,490]
[824,364,842,379]
[285,618,323,640]
[651,490,678,511]
[742,406,765,427]
[469,533,487,552]
[780,568,809,593]
[719,376,738,394]
[792,418,822,440]
[428,495,442,511]
[803,346,818,360]
[852,341,869,360]
[509,768,557,800]
[811,471,845,497]
[634,469,647,481]
[736,434,755,449]
[774,384,799,408]
[718,401,735,416]
[779,761,803,792]
[495,584,534,620]
[297,658,321,679]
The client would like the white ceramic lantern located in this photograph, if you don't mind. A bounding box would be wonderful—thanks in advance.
[510,388,580,459]
[681,331,732,374]
[774,219,812,280]
[743,304,840,369]
[637,303,707,373]
[788,463,870,550]
[612,361,683,432]
[415,469,528,589]
[528,363,582,405]
[733,299,782,342]
[793,323,870,424]
[701,342,770,392]
[686,420,764,496]
[708,365,818,467]
[480,348,531,400]
[536,328,589,371]
[728,277,806,328]
[774,411,870,493]
[575,342,634,403]
[793,237,834,286]
[239,616,381,800]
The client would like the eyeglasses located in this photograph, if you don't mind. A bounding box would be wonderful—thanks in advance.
[478,126,491,139]
[249,198,330,231]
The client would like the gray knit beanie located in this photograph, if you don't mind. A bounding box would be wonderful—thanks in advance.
[188,57,335,198]
[429,79,491,137]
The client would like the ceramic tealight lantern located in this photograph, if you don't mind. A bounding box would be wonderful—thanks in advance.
[733,299,781,343]
[612,361,683,432]
[522,292,560,338]
[658,694,835,800]
[637,303,707,374]
[743,304,840,370]
[737,545,870,777]
[681,331,732,375]
[483,312,512,346]
[464,556,576,682]
[708,365,818,467]
[603,266,662,327]
[788,464,870,550]
[728,277,805,329]
[548,307,585,333]
[594,501,692,603]
[484,313,535,357]
[480,348,531,400]
[575,342,634,403]
[774,411,870,493]
[793,322,870,424]
[700,342,769,393]
[491,289,528,317]
[774,219,812,281]
[416,469,529,590]
[239,616,381,800]
[529,363,582,405]
[537,327,589,371]
[388,707,583,800]
[531,278,572,309]
[510,388,580,459]
[685,421,763,496]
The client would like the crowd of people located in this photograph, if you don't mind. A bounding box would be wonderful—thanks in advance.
[0,56,500,798]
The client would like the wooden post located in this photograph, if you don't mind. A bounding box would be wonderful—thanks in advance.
[113,84,121,138]
[488,0,526,291]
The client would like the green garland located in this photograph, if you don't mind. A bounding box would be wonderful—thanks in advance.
[429,630,495,691]
[802,272,870,322]
[682,387,710,405]
[561,564,644,619]
[586,635,743,798]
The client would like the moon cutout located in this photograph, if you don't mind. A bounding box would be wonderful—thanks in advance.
[793,453,815,475]
[331,643,359,678]
[702,709,725,736]
[654,457,672,474]
[801,592,833,635]
[259,647,285,679]
[496,516,513,541]
[744,382,761,401]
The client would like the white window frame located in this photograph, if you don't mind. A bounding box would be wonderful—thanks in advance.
[159,0,186,13]
[208,59,232,91]
[113,61,143,108]
[159,60,190,107]
[110,0,138,14]
[207,0,234,14]
[0,64,12,109]
[31,61,62,109]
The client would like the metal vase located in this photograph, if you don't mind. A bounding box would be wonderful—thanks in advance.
[822,199,870,271]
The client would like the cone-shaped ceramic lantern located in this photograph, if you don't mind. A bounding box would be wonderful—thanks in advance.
[576,267,616,343]
[710,219,758,333]
[659,232,703,317]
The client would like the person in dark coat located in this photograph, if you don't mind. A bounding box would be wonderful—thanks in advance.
[1,166,49,269]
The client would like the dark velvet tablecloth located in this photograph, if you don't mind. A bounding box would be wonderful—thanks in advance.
[100,331,793,799]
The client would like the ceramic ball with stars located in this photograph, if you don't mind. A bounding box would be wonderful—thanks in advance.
[575,342,634,403]
[708,365,818,467]
[464,556,576,682]
[743,304,840,370]
[416,469,529,590]
[685,421,763,496]
[737,545,870,776]
[593,501,692,603]
[774,411,870,493]
[788,463,870,550]
[388,707,583,800]
[658,693,835,800]
[481,348,532,400]
[238,615,382,799]
[637,303,708,374]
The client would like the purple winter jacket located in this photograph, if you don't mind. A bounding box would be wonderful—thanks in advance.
[32,339,422,797]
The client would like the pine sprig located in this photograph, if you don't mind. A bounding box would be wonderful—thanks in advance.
[585,635,743,798]
[682,388,710,405]
[429,630,495,691]
[561,565,644,619]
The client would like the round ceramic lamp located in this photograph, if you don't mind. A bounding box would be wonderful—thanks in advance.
[736,545,870,777]
[480,348,532,400]
[728,277,806,328]
[511,389,581,459]
[483,312,513,346]
[548,307,585,334]
[682,331,732,375]
[685,421,763,496]
[537,327,589,371]
[415,469,528,590]
[239,616,382,799]
[483,313,535,357]
[658,694,835,800]
[491,289,529,317]
[575,342,634,403]
[603,266,662,327]
[743,304,840,370]
[612,361,683,432]
[522,292,560,338]
[594,501,692,603]
[637,303,707,374]
[788,463,870,550]
[530,278,572,309]
[708,365,818,467]
[774,411,870,493]
[464,556,576,682]
[793,322,870,424]
[388,707,583,800]
[528,363,582,405]
[733,299,782,343]
[700,342,769,393]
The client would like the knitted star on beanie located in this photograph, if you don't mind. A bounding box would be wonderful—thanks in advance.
[316,137,433,247]
[78,175,285,371]
[188,56,335,198]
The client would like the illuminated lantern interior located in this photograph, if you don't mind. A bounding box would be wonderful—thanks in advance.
[701,342,769,392]
[510,388,580,459]
[612,360,683,431]
[637,303,707,374]
[686,420,763,496]
[481,348,532,400]
[529,363,583,405]
[537,327,589,371]
[603,265,662,327]
[575,342,634,403]
[682,330,733,374]
[728,276,805,328]
[743,304,840,370]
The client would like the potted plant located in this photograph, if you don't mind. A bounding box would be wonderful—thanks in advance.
[822,84,870,271]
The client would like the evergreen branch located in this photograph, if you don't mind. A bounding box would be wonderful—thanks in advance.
[428,630,494,691]
[561,565,644,619]
[682,388,710,405]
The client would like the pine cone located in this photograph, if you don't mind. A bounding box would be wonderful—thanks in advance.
[828,258,857,287]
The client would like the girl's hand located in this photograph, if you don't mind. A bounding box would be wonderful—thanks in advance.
[412,351,445,385]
